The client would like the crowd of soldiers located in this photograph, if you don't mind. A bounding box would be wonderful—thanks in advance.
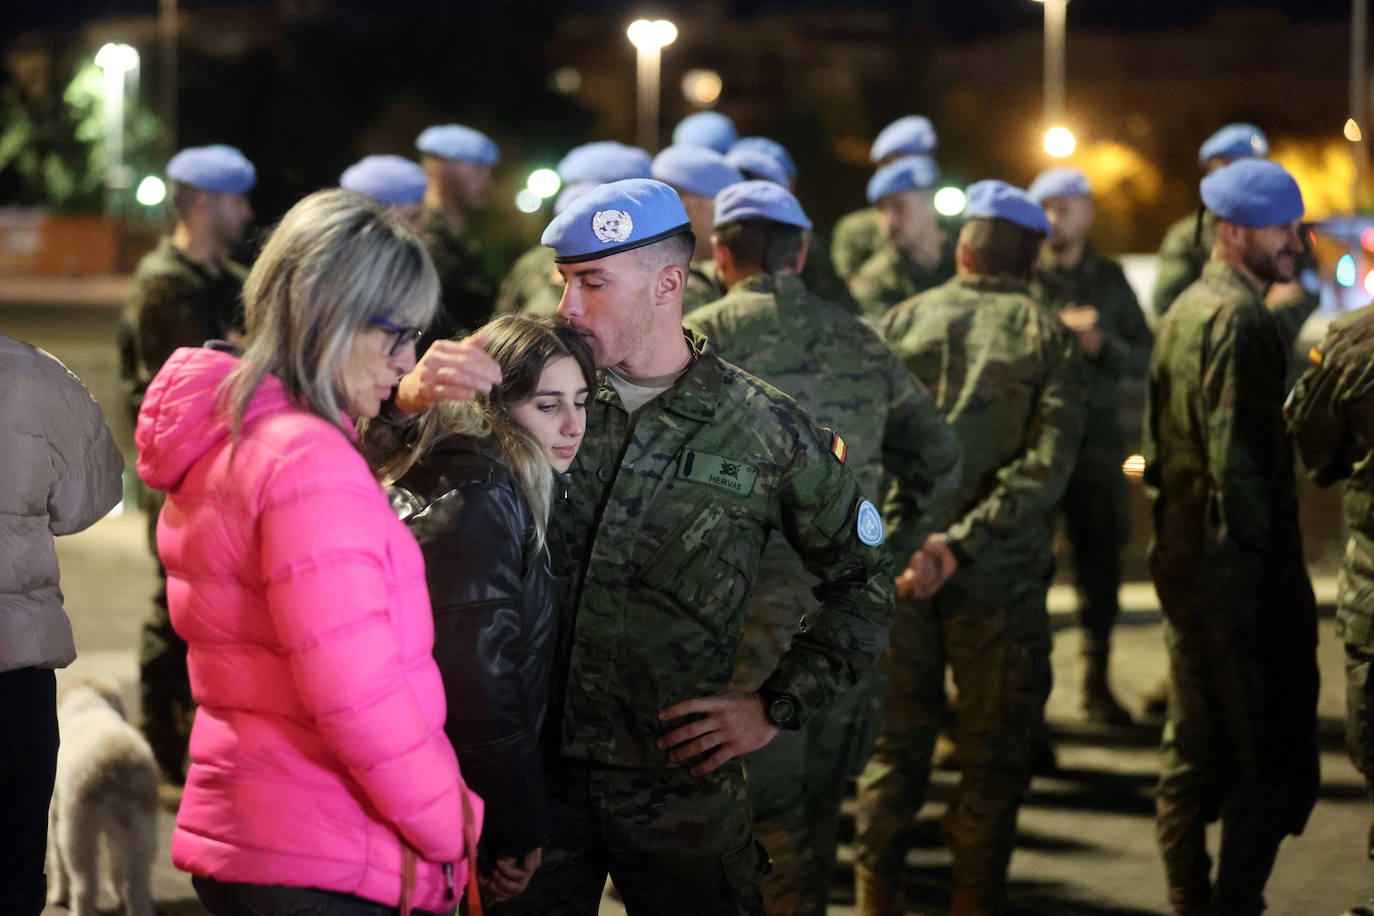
[115,110,1374,916]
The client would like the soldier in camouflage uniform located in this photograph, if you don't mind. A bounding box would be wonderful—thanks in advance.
[1145,159,1318,916]
[491,179,895,916]
[1027,167,1153,725]
[683,182,963,916]
[416,123,501,339]
[117,144,255,785]
[1288,303,1374,890]
[651,145,742,315]
[849,156,957,322]
[855,181,1087,916]
[831,115,940,282]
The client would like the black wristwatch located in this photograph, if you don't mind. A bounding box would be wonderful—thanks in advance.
[759,689,801,730]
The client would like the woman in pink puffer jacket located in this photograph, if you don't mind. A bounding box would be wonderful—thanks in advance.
[136,189,485,915]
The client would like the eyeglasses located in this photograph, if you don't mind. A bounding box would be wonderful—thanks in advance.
[369,316,424,356]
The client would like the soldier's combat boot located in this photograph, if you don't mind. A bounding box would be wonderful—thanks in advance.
[1081,650,1133,726]
[854,863,900,916]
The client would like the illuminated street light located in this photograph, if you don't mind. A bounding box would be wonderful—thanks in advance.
[527,168,561,199]
[136,175,166,207]
[682,69,722,106]
[627,18,677,150]
[933,186,967,216]
[1031,0,1069,157]
[1045,126,1076,158]
[1347,118,1364,143]
[95,42,140,211]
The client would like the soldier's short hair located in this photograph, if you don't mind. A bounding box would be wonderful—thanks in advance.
[959,217,1041,280]
[715,218,807,274]
[635,230,696,274]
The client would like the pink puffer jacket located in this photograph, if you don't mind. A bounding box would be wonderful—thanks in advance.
[137,347,482,912]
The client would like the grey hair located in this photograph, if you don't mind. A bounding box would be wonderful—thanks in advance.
[220,188,439,439]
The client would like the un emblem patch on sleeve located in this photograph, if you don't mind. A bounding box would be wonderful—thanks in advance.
[856,499,884,547]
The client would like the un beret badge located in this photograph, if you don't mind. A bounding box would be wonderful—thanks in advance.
[591,209,633,243]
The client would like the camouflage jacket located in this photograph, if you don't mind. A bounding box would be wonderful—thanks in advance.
[117,238,246,424]
[830,207,884,281]
[684,273,962,686]
[682,259,725,314]
[547,330,895,766]
[878,275,1087,573]
[1288,304,1374,650]
[1030,242,1153,453]
[425,208,496,339]
[849,236,958,323]
[1144,261,1305,596]
[494,243,561,318]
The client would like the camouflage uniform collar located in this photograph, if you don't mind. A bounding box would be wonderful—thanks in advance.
[954,274,1030,294]
[731,272,806,297]
[1203,259,1266,299]
[595,330,720,421]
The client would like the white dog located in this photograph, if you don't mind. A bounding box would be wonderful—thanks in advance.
[47,681,158,916]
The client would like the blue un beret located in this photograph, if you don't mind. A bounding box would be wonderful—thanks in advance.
[652,146,743,198]
[724,147,789,187]
[714,181,812,230]
[339,155,427,206]
[1198,123,1268,167]
[672,111,738,154]
[166,145,256,194]
[556,141,653,184]
[1027,167,1092,203]
[870,115,938,162]
[415,124,500,166]
[541,178,692,264]
[730,137,796,180]
[1200,159,1304,228]
[867,156,941,204]
[963,180,1050,235]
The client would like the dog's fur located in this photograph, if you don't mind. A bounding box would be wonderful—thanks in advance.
[46,680,158,916]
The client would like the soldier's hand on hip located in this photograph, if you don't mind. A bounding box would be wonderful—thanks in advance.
[657,691,779,776]
[395,333,503,414]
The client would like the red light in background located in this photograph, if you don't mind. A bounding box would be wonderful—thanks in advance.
[1361,228,1374,252]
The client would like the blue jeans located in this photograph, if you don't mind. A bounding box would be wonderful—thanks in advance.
[193,876,454,916]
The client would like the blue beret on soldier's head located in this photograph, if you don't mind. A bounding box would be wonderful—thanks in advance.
[713,180,812,230]
[1027,167,1092,204]
[724,147,789,187]
[167,144,256,194]
[1200,159,1304,228]
[556,142,653,184]
[541,178,692,264]
[339,155,428,206]
[866,156,941,204]
[652,146,743,198]
[415,124,500,166]
[672,111,738,154]
[1198,123,1268,167]
[730,136,796,180]
[963,180,1050,235]
[870,115,938,162]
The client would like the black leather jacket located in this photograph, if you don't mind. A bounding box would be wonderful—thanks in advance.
[389,434,557,861]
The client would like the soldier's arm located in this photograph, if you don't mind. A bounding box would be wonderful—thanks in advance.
[944,325,1088,563]
[1094,264,1153,379]
[880,358,964,564]
[135,273,210,373]
[1204,309,1291,556]
[1286,353,1354,487]
[1151,219,1203,320]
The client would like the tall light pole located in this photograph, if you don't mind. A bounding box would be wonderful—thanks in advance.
[627,18,677,152]
[94,42,140,213]
[1032,0,1074,158]
[1350,0,1369,210]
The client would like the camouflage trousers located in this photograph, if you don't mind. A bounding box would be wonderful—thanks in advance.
[854,566,1053,907]
[1060,446,1129,653]
[1155,612,1319,915]
[490,759,768,916]
[744,671,882,916]
[1346,644,1374,803]
[136,486,194,785]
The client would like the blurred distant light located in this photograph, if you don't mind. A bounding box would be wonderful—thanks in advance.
[1364,268,1374,296]
[527,168,561,199]
[627,19,677,51]
[1338,254,1358,287]
[550,67,582,95]
[95,42,139,72]
[1044,126,1076,158]
[1362,228,1374,252]
[1347,118,1364,143]
[682,69,722,106]
[933,186,966,217]
[515,189,542,213]
[1122,454,1145,479]
[135,175,165,206]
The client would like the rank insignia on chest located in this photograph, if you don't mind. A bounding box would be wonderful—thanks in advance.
[830,431,847,464]
[679,449,759,496]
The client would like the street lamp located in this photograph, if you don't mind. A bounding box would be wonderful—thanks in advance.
[1031,0,1072,158]
[1350,0,1369,209]
[627,18,677,151]
[95,42,140,211]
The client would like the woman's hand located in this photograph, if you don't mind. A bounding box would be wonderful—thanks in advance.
[395,333,503,414]
[479,848,544,903]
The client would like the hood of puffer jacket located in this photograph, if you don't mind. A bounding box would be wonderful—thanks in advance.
[136,346,354,492]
